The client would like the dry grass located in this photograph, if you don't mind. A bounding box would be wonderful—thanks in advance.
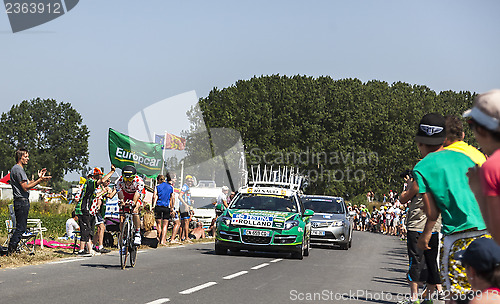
[0,237,215,269]
[0,246,73,269]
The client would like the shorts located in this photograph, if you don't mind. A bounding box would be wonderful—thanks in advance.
[215,209,223,217]
[155,206,171,220]
[78,214,92,242]
[95,213,104,225]
[407,231,440,284]
[440,229,490,293]
[180,212,190,220]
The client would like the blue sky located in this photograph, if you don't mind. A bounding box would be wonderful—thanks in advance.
[1,0,499,181]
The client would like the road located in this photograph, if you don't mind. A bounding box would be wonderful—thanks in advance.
[0,232,418,304]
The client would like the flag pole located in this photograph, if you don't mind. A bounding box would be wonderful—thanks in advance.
[161,131,167,176]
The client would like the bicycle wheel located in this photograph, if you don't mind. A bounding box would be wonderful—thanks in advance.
[129,244,137,267]
[119,220,130,269]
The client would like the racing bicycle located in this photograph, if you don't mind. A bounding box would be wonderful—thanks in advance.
[119,201,138,269]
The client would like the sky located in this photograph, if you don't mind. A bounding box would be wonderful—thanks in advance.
[1,0,499,181]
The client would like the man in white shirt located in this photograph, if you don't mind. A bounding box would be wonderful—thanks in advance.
[66,211,80,239]
[215,186,230,217]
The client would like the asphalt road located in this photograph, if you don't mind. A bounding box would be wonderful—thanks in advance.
[0,232,421,304]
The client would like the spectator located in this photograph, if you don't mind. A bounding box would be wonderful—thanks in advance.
[443,115,487,166]
[76,165,115,256]
[179,175,194,243]
[215,186,229,217]
[8,148,51,255]
[141,206,158,248]
[92,179,115,253]
[455,237,500,304]
[152,174,174,245]
[168,173,181,244]
[66,210,80,239]
[413,113,488,298]
[188,222,206,240]
[464,89,500,245]
[400,172,442,304]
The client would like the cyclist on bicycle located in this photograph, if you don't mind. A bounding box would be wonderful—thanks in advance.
[116,165,145,245]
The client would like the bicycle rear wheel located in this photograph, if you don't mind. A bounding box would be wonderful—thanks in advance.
[119,221,130,269]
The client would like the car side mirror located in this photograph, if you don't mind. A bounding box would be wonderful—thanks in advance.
[303,209,314,217]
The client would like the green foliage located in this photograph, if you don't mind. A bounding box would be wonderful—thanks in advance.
[187,75,477,198]
[0,200,73,237]
[0,98,89,185]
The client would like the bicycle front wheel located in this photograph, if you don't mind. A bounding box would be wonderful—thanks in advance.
[119,220,130,269]
[129,244,137,267]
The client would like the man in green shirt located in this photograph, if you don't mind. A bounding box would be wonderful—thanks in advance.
[412,113,488,298]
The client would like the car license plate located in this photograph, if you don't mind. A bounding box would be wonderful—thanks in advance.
[311,230,325,236]
[243,229,270,237]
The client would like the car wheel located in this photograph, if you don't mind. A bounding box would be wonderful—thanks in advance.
[291,245,304,260]
[340,242,348,250]
[215,243,228,255]
[348,238,352,248]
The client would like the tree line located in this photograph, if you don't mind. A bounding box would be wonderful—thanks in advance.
[187,75,477,199]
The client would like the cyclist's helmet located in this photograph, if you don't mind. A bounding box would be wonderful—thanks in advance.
[122,165,137,181]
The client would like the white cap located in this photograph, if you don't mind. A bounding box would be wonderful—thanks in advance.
[463,89,500,132]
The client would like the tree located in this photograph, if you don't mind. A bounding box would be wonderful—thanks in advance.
[0,98,89,185]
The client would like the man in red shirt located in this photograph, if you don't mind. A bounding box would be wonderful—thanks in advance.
[464,89,500,245]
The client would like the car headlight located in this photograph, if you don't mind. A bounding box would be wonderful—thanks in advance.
[219,216,231,226]
[331,220,344,227]
[284,220,299,230]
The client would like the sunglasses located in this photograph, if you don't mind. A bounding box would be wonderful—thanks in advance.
[123,176,134,182]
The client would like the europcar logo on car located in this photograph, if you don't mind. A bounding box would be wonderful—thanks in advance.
[4,0,79,33]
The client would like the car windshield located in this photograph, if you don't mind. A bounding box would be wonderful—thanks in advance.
[231,195,297,212]
[302,198,344,214]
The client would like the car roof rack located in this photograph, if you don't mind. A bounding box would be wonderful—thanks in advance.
[244,165,304,191]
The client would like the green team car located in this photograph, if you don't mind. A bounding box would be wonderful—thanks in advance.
[215,167,314,259]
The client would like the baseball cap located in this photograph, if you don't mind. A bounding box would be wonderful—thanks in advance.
[222,186,229,191]
[454,237,500,272]
[414,113,446,145]
[463,89,500,132]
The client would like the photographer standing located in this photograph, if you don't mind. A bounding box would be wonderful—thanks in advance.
[8,148,51,255]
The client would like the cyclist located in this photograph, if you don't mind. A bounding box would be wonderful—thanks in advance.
[116,165,145,246]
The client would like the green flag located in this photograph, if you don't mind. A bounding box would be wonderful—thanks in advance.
[108,128,163,178]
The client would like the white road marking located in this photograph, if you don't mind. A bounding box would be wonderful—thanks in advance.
[49,258,88,264]
[179,282,217,295]
[170,245,186,249]
[251,263,270,270]
[223,271,248,280]
[270,258,283,263]
[145,298,170,304]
